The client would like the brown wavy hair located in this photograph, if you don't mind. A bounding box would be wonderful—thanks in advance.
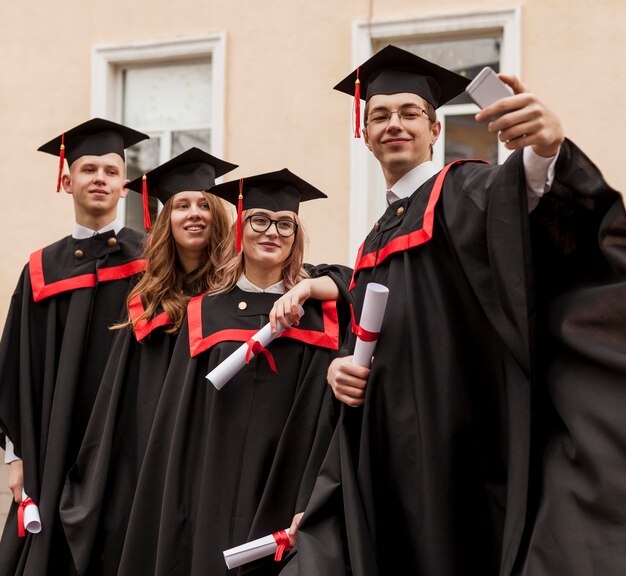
[116,191,231,333]
[209,209,310,295]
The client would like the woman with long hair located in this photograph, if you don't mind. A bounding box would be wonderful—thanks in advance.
[59,148,237,576]
[115,169,351,576]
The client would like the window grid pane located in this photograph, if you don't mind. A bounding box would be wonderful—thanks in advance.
[121,60,213,230]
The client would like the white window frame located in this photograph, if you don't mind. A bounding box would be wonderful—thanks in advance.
[349,9,521,261]
[91,34,226,224]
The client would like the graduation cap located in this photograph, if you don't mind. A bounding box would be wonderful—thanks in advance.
[334,44,470,137]
[125,147,238,230]
[38,117,149,192]
[208,168,327,253]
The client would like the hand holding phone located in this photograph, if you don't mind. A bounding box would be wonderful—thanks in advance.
[465,67,514,109]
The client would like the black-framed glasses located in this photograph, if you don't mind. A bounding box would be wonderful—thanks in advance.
[246,214,298,237]
[367,106,429,126]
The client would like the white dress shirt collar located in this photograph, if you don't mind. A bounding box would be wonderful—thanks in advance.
[72,219,123,239]
[236,273,285,294]
[388,161,439,200]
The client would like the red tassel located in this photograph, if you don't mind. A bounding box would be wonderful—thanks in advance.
[236,178,244,253]
[56,133,65,192]
[142,174,151,230]
[353,67,361,139]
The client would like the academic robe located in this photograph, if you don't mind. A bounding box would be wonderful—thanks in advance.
[115,264,350,576]
[0,228,145,576]
[285,140,616,576]
[515,151,626,575]
[59,292,180,576]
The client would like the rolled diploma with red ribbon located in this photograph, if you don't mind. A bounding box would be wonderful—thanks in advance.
[206,305,305,390]
[19,490,42,536]
[352,282,389,367]
[223,527,291,569]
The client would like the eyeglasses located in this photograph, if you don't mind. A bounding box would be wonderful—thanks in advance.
[366,106,429,126]
[246,214,298,237]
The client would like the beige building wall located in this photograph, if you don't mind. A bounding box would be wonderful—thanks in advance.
[0,0,625,532]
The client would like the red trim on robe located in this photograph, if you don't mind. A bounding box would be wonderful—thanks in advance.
[98,259,147,282]
[29,250,146,302]
[349,159,485,290]
[128,294,173,342]
[29,249,96,302]
[187,296,340,358]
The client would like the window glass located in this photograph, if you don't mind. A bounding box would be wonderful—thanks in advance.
[123,62,212,126]
[122,61,213,229]
[172,129,211,156]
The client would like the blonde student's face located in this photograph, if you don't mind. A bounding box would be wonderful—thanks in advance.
[62,153,127,222]
[363,92,440,178]
[242,209,296,273]
[169,191,214,257]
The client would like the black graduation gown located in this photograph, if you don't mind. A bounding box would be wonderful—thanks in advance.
[59,293,180,576]
[287,140,611,576]
[516,149,626,575]
[0,228,145,576]
[116,267,349,576]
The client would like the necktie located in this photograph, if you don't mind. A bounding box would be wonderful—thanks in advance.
[386,189,400,205]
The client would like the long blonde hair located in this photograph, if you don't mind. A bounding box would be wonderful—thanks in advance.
[116,191,231,333]
[209,209,310,295]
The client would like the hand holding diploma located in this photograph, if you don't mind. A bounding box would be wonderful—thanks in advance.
[18,489,41,536]
[269,276,341,333]
[223,527,292,569]
[352,282,389,367]
[327,282,389,407]
[206,305,305,390]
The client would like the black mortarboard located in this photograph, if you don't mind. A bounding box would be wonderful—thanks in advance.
[333,44,470,137]
[208,168,327,252]
[38,117,149,192]
[125,147,238,229]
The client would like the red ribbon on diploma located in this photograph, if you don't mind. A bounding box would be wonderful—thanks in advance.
[272,529,292,561]
[350,304,380,342]
[245,339,278,374]
[17,496,36,537]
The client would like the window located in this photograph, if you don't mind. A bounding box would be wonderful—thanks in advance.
[350,9,520,260]
[92,35,226,230]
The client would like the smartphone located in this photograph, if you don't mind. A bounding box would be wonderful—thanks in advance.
[465,67,514,109]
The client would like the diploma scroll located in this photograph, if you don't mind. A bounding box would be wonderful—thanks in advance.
[223,527,291,569]
[18,490,42,536]
[206,305,305,390]
[352,282,389,368]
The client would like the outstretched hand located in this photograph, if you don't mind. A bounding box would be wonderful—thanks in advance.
[475,74,564,158]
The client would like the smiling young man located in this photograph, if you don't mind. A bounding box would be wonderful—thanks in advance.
[0,118,148,575]
[362,94,439,185]
[282,46,622,576]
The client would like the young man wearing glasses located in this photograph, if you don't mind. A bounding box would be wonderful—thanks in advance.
[283,45,623,576]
